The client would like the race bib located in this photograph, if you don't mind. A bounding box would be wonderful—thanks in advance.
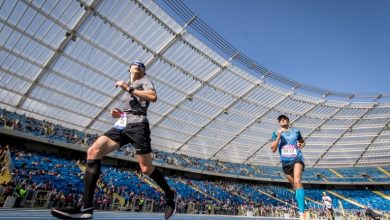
[281,144,297,158]
[113,113,127,130]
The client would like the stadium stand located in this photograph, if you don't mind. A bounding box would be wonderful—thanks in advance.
[2,108,390,185]
[1,141,389,218]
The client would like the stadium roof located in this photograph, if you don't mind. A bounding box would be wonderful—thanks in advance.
[0,0,390,167]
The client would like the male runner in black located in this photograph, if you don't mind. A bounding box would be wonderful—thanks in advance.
[51,61,177,219]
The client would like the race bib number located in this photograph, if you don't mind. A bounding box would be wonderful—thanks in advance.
[113,113,127,130]
[281,144,297,158]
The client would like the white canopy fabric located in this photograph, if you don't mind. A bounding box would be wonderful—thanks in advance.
[0,0,389,167]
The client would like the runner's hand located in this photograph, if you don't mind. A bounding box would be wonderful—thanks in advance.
[111,108,122,118]
[115,81,129,91]
[277,128,286,137]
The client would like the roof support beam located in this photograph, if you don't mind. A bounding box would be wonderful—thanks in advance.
[313,105,374,167]
[213,91,295,160]
[1,66,106,111]
[0,100,97,133]
[15,0,102,109]
[353,118,390,166]
[150,58,233,130]
[0,22,115,99]
[1,85,94,122]
[174,80,272,154]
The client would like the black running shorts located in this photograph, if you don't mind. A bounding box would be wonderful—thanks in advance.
[103,122,152,155]
[282,160,305,175]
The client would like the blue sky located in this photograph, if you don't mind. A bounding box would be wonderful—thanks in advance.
[160,0,390,94]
